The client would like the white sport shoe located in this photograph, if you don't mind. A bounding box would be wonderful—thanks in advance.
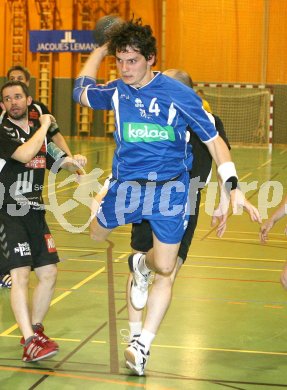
[125,340,149,376]
[128,253,151,310]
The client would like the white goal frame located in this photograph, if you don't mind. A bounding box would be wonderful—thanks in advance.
[194,83,274,148]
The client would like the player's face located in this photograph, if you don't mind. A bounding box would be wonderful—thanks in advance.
[1,85,31,120]
[115,47,155,88]
[8,70,29,86]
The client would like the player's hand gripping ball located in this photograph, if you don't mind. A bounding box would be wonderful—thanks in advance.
[92,15,123,46]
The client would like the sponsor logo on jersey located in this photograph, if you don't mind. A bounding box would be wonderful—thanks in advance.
[40,141,47,153]
[134,98,144,108]
[123,123,175,142]
[29,110,40,120]
[44,234,57,253]
[120,93,130,100]
[14,242,31,256]
[25,156,46,169]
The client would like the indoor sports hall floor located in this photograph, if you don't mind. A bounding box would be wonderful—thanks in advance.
[0,140,287,390]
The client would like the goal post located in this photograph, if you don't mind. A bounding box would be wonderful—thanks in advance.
[194,83,273,147]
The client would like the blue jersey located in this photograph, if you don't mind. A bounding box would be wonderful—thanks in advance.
[74,72,218,182]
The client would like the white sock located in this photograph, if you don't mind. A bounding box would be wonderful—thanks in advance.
[138,328,155,353]
[129,321,142,341]
[137,254,151,275]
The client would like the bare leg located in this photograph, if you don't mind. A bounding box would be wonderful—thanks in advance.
[143,257,182,335]
[31,264,57,325]
[145,234,180,275]
[10,266,34,340]
[90,215,112,241]
[125,254,183,375]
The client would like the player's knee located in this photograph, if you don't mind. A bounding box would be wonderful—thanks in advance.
[156,264,174,276]
[154,272,174,287]
[45,265,57,280]
[38,266,57,287]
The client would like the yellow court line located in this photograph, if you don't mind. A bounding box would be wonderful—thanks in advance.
[207,236,286,243]
[151,344,287,356]
[66,258,105,263]
[71,267,105,290]
[186,254,285,263]
[119,342,287,356]
[239,172,253,180]
[0,267,105,336]
[109,228,286,238]
[92,253,285,265]
[257,159,272,168]
[0,334,83,343]
[114,253,128,263]
[196,228,286,236]
[188,264,281,272]
[57,248,106,253]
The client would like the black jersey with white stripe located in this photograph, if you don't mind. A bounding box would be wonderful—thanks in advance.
[0,117,64,211]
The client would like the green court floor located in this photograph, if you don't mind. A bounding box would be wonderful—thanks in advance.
[0,140,286,389]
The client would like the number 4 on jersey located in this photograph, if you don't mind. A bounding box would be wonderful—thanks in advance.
[149,98,160,116]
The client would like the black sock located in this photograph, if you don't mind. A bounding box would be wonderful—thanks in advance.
[32,323,42,332]
[24,335,35,346]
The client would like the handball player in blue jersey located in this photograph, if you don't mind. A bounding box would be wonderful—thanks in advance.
[73,18,261,374]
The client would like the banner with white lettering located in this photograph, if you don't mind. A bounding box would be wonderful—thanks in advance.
[29,30,97,53]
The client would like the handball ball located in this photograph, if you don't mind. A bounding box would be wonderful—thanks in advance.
[92,15,123,46]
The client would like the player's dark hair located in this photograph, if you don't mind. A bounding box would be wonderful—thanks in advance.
[7,65,31,82]
[1,80,30,98]
[107,18,157,65]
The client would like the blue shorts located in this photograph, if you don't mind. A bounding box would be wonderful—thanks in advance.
[97,171,190,244]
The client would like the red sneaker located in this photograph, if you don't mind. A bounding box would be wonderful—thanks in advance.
[20,324,59,350]
[22,337,58,362]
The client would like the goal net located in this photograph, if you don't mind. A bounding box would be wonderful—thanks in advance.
[194,84,272,147]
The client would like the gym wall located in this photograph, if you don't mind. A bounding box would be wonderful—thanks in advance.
[0,0,286,143]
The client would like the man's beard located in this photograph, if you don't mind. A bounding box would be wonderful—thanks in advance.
[8,110,27,121]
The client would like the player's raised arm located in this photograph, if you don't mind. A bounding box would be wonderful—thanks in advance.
[11,114,53,163]
[73,45,109,107]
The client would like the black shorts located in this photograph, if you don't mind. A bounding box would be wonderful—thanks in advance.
[0,209,59,273]
[130,191,201,263]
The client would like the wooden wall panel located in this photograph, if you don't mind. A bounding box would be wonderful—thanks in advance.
[1,0,287,84]
[0,3,6,77]
[129,0,162,67]
[52,0,73,79]
[164,0,287,84]
[165,0,265,83]
[267,1,287,83]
